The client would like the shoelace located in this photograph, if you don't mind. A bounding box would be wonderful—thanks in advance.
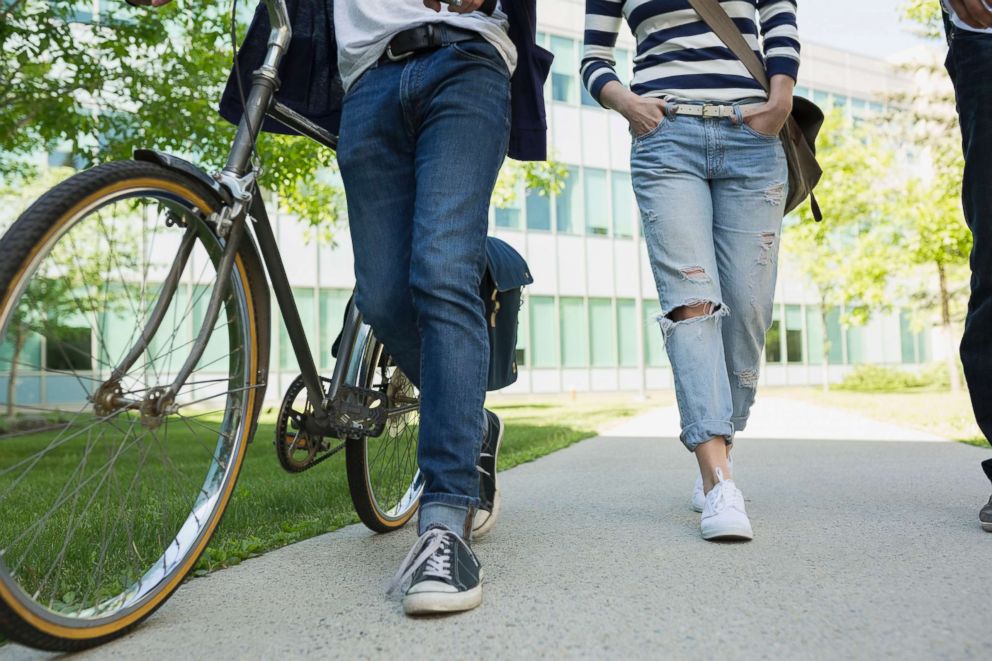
[386,528,458,597]
[707,467,744,514]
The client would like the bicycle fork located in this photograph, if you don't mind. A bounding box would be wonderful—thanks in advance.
[92,206,250,429]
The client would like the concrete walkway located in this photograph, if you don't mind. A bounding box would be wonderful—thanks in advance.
[3,398,990,660]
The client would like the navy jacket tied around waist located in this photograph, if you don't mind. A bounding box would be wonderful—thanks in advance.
[219,0,553,161]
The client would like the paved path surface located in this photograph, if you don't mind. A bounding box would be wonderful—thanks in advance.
[3,398,990,660]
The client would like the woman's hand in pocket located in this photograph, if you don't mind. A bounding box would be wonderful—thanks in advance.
[599,81,667,137]
[743,98,792,138]
[618,95,668,137]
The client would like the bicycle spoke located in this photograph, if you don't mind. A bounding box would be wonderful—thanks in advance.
[0,184,254,626]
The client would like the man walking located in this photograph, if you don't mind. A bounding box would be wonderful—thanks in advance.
[942,0,992,532]
[335,0,511,613]
[140,0,550,613]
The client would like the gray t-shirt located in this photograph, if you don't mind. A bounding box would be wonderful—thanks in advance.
[334,0,518,91]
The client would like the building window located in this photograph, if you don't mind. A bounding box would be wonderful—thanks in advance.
[589,298,615,367]
[495,187,522,230]
[584,168,610,236]
[805,306,844,366]
[644,303,667,367]
[785,304,803,363]
[612,172,634,238]
[559,297,588,367]
[526,188,552,231]
[581,84,599,108]
[617,299,638,367]
[555,166,582,235]
[846,322,865,364]
[515,296,529,367]
[529,296,557,367]
[766,306,782,363]
[550,36,579,105]
[319,289,351,371]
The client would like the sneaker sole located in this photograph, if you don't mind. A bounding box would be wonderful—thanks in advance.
[701,522,754,541]
[691,496,704,514]
[403,585,483,615]
[982,521,992,532]
[473,415,505,539]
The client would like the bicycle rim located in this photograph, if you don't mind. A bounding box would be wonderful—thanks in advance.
[0,166,259,645]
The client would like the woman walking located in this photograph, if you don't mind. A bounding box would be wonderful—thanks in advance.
[582,0,800,540]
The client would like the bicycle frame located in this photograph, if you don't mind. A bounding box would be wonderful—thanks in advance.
[108,0,346,428]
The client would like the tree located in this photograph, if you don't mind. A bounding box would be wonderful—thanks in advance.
[2,3,564,237]
[901,0,944,39]
[785,110,900,390]
[885,51,971,391]
[2,2,349,229]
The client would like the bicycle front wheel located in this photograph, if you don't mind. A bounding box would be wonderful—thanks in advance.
[0,161,266,651]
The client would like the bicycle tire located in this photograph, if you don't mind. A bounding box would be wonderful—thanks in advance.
[0,161,269,651]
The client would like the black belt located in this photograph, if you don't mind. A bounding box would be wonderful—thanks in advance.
[382,24,481,62]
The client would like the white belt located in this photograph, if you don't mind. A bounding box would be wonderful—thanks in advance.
[668,103,763,118]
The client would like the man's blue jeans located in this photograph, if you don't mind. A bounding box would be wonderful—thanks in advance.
[336,39,511,537]
[945,21,992,470]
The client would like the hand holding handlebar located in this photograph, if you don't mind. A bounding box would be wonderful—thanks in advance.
[426,0,498,16]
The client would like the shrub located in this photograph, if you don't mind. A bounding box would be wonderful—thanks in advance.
[836,365,932,392]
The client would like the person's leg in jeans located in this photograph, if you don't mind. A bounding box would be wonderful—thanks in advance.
[407,42,510,538]
[631,113,751,540]
[337,63,421,387]
[713,112,789,436]
[338,38,511,612]
[944,18,992,528]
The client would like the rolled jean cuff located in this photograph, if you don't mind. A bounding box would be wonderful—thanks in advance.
[680,419,736,453]
[731,416,749,433]
[418,497,477,538]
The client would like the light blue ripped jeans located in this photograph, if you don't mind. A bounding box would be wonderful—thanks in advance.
[630,102,788,452]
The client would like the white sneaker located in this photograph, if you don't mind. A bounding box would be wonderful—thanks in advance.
[691,456,732,513]
[700,467,753,541]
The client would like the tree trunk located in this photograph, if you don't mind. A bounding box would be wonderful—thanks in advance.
[937,262,962,392]
[819,296,831,392]
[6,324,25,421]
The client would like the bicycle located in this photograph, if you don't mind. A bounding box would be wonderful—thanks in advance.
[0,0,433,650]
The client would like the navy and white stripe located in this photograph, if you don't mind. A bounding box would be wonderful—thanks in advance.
[582,0,800,105]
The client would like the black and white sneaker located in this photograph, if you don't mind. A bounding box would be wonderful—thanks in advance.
[388,525,482,615]
[473,409,504,538]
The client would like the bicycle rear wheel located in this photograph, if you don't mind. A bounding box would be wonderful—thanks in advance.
[345,325,423,533]
[0,161,267,651]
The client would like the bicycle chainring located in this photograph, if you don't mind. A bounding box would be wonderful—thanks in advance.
[274,374,334,473]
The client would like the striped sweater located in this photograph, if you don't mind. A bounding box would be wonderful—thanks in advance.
[582,0,800,105]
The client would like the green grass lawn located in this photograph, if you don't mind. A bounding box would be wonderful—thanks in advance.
[0,393,661,640]
[770,386,990,448]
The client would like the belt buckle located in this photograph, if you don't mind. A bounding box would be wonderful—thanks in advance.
[386,44,413,62]
[701,104,721,118]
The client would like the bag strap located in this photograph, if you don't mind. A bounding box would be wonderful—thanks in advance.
[686,0,770,92]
